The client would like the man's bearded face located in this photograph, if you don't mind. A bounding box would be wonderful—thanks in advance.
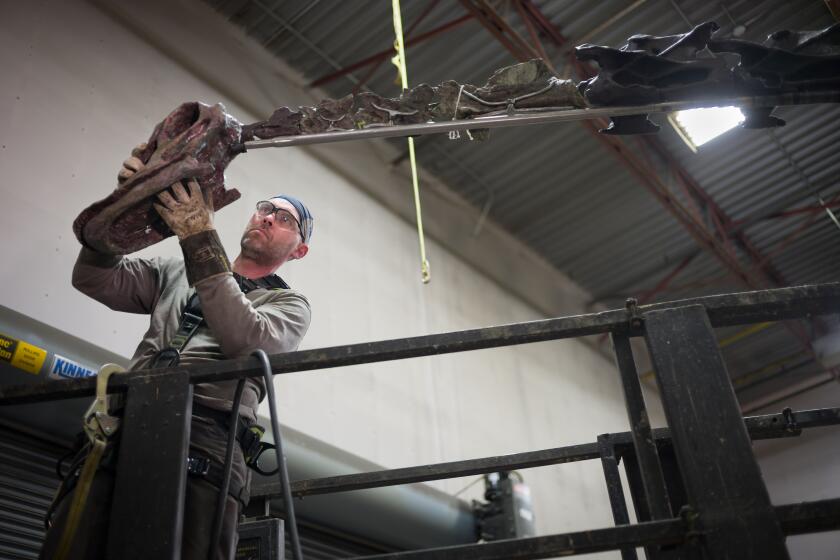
[240,198,304,266]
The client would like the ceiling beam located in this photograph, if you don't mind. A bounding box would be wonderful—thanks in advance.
[250,0,360,85]
[309,8,473,88]
[458,0,541,62]
[742,368,840,413]
[513,0,552,70]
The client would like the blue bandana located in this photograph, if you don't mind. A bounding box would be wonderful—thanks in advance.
[271,194,313,244]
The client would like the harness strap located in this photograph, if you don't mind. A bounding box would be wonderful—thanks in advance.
[151,272,290,368]
[152,293,202,368]
[54,363,125,558]
[54,436,107,560]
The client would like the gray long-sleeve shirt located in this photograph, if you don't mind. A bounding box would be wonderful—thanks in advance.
[72,246,311,422]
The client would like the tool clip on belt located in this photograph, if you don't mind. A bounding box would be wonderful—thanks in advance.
[186,454,249,505]
[186,405,274,504]
[191,402,279,476]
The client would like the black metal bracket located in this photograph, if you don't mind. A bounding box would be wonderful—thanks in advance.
[625,297,644,333]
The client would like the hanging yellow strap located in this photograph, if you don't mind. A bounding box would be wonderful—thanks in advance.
[55,363,124,560]
[54,436,107,560]
[392,0,431,283]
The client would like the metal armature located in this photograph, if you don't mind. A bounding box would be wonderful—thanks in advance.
[241,92,840,151]
[2,283,840,559]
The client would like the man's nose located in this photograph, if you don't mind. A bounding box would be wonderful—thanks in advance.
[261,213,275,226]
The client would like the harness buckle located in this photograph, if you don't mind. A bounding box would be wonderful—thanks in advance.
[247,442,280,476]
[82,363,125,444]
[152,347,181,368]
[240,425,266,460]
[187,456,212,477]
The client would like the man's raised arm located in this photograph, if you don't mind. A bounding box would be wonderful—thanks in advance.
[71,144,161,314]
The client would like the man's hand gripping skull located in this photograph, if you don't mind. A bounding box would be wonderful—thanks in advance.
[119,144,229,285]
[119,144,215,241]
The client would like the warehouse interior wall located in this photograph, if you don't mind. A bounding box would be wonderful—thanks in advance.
[754,381,840,558]
[9,0,795,555]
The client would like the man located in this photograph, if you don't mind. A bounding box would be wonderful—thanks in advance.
[41,145,312,559]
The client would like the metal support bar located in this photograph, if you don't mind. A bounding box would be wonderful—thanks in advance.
[776,496,840,534]
[263,442,600,498]
[106,371,193,560]
[611,333,672,520]
[3,283,840,405]
[241,92,840,150]
[352,518,688,560]
[618,447,692,560]
[597,435,639,560]
[341,497,840,560]
[644,305,789,559]
[249,407,840,499]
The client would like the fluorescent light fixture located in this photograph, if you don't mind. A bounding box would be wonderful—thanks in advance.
[669,106,745,152]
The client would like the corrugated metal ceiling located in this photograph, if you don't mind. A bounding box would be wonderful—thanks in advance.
[202,0,840,405]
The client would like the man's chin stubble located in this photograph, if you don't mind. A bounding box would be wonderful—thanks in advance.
[240,238,285,265]
[240,237,262,261]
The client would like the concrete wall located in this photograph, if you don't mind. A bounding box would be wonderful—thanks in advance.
[0,0,666,554]
[754,381,840,560]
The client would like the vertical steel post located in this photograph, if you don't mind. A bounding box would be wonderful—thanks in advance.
[611,332,673,520]
[598,435,639,560]
[644,305,789,559]
[621,445,696,560]
[107,371,193,559]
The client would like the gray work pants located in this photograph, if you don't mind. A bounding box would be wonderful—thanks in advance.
[40,412,250,560]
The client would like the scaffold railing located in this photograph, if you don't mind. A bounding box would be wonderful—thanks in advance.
[2,282,840,559]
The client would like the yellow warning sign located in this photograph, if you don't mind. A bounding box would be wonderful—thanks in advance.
[12,341,47,374]
[0,333,47,375]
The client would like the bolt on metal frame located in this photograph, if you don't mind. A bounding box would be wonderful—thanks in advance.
[2,283,840,558]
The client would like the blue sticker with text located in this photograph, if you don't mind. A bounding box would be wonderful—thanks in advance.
[49,355,97,380]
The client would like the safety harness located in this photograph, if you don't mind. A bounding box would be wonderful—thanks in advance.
[150,271,289,487]
[151,271,290,368]
[49,272,289,549]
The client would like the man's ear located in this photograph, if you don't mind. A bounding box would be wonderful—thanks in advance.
[290,243,309,261]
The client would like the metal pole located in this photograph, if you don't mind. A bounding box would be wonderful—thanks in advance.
[597,435,639,560]
[107,371,193,560]
[644,305,789,559]
[611,332,672,520]
[241,92,840,150]
[3,282,840,406]
[253,350,303,560]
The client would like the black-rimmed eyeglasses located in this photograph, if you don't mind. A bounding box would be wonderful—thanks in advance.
[255,201,303,239]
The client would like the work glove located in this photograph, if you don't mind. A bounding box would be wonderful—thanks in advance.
[117,143,147,183]
[155,179,230,285]
[153,179,215,240]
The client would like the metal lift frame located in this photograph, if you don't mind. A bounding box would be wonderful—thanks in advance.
[2,283,840,558]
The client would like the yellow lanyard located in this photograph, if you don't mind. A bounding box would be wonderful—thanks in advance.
[392,0,431,283]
